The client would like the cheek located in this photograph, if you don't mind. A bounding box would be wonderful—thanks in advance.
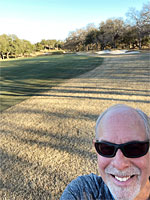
[133,156,150,172]
[147,153,150,176]
[97,155,111,173]
[149,156,150,176]
[132,155,150,183]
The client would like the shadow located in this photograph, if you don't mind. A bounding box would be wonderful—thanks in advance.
[0,120,97,199]
[0,148,53,199]
[47,85,150,94]
[1,53,150,198]
[46,88,150,97]
[1,54,149,99]
[20,137,96,159]
[0,146,82,199]
[13,93,148,104]
[1,120,96,160]
[0,55,103,93]
[0,55,104,111]
[1,87,150,97]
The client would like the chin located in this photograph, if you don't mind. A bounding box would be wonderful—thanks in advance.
[109,187,140,200]
[106,176,141,200]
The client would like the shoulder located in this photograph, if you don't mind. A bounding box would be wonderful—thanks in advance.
[71,173,103,185]
[60,173,114,200]
[69,173,103,193]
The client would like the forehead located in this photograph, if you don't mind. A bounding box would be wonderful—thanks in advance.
[97,107,147,142]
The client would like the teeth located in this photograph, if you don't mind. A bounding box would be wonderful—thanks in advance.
[115,176,131,182]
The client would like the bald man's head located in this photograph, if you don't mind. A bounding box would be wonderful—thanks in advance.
[95,104,150,140]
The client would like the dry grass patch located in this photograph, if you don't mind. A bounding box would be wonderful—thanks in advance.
[0,53,150,199]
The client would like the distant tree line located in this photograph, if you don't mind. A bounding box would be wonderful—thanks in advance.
[64,2,150,51]
[0,2,149,59]
[0,35,64,59]
[35,39,64,52]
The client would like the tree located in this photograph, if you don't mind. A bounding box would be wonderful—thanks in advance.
[126,2,150,49]
[21,40,33,55]
[10,35,24,57]
[98,18,125,49]
[141,2,150,48]
[64,28,87,51]
[121,25,137,49]
[0,34,11,59]
[0,34,34,59]
[55,40,64,49]
[85,29,100,50]
[34,42,43,51]
[141,2,150,24]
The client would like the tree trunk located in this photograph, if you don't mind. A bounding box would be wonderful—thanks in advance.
[86,45,89,51]
[6,52,10,59]
[0,53,4,59]
[139,38,142,50]
[100,44,105,50]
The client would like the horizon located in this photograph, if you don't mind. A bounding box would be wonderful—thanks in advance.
[0,0,148,44]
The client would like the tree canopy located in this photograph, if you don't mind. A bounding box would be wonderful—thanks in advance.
[0,35,64,59]
[0,2,149,59]
[64,2,150,51]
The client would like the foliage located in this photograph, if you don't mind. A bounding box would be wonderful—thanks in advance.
[35,39,64,51]
[0,34,34,59]
[98,18,125,49]
[63,28,87,51]
[126,2,150,49]
[64,2,150,51]
[0,2,149,57]
[0,34,12,59]
[0,35,64,59]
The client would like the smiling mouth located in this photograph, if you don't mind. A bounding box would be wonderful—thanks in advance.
[111,175,135,182]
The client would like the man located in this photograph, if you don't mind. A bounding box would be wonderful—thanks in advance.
[60,104,150,200]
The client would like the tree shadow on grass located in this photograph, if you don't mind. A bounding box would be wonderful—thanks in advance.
[0,55,104,111]
[0,144,82,199]
[0,148,53,199]
[46,94,150,103]
[1,121,96,161]
[0,123,97,199]
[1,84,150,107]
[0,55,104,94]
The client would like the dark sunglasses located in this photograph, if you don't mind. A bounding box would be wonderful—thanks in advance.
[94,140,149,158]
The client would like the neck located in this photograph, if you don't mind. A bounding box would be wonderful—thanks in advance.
[134,179,150,200]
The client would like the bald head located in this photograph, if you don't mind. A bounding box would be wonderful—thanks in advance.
[95,104,150,140]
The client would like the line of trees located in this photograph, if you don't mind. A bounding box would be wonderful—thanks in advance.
[0,35,64,59]
[64,2,150,51]
[0,2,149,59]
[34,39,64,52]
[0,34,34,59]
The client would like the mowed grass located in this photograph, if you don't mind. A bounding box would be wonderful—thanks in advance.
[0,54,103,112]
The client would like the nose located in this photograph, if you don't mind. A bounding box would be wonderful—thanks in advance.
[111,149,130,170]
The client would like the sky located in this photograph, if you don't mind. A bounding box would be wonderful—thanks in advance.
[0,0,148,44]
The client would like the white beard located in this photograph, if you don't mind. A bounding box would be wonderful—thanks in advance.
[105,166,141,200]
[107,178,141,200]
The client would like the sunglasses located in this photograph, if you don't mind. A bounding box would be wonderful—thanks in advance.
[94,140,149,158]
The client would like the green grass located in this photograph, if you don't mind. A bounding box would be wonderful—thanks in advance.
[0,54,103,112]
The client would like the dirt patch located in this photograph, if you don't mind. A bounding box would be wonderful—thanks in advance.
[0,53,150,199]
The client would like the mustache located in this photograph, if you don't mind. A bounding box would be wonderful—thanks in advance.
[105,165,141,177]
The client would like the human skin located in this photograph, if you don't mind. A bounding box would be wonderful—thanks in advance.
[96,105,150,200]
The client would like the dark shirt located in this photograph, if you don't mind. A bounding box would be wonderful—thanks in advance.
[60,173,115,200]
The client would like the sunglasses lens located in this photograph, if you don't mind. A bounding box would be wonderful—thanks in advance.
[94,141,149,158]
[124,142,149,158]
[95,142,115,157]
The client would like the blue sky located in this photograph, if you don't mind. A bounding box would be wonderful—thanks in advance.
[0,0,148,43]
